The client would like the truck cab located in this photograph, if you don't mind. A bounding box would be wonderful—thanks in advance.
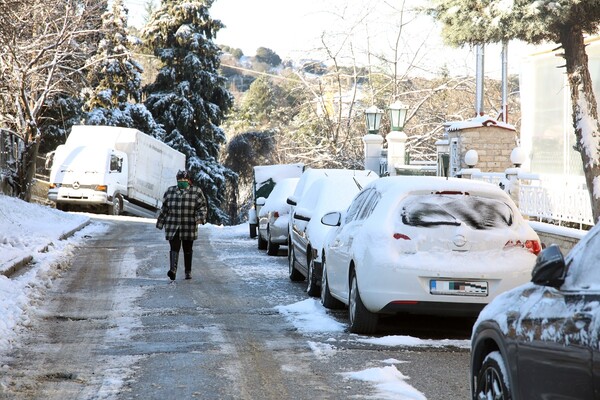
[48,145,128,214]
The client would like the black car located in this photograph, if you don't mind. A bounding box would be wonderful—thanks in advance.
[470,222,600,399]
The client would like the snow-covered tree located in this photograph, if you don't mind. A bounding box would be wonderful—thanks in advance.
[83,0,165,138]
[0,0,105,201]
[428,0,600,224]
[142,0,236,224]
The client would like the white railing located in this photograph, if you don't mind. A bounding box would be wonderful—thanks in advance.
[471,171,594,228]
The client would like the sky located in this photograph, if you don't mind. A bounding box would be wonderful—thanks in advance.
[123,0,544,78]
[0,193,469,399]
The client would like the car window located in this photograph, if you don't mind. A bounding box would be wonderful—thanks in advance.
[400,194,513,230]
[345,189,373,224]
[563,226,600,290]
[356,191,381,221]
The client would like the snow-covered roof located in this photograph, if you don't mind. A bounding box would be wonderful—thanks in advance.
[445,115,516,132]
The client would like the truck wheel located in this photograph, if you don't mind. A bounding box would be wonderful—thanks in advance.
[110,195,123,216]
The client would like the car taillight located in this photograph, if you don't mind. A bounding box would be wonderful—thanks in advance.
[525,240,542,255]
[393,233,411,240]
[273,211,280,218]
[504,239,541,255]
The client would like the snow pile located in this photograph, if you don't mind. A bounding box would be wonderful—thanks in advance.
[0,194,89,272]
[0,194,97,352]
[340,365,426,400]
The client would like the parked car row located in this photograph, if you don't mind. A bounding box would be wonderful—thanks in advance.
[251,166,600,399]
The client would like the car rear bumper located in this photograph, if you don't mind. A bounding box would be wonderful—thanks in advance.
[356,252,533,315]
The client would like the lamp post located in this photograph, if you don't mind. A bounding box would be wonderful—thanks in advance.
[388,100,408,132]
[364,105,384,134]
[386,101,409,176]
[363,106,384,174]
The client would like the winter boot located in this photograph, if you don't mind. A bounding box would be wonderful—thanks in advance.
[184,251,193,280]
[167,250,179,280]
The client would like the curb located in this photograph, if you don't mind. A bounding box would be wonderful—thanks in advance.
[1,219,91,278]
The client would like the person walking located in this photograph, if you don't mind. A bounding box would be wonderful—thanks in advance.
[156,170,207,280]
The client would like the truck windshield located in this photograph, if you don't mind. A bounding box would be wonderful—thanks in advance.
[59,147,108,174]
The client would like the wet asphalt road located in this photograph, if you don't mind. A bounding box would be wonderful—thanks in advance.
[0,217,472,399]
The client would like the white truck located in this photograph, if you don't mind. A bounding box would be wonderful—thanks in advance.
[47,125,185,218]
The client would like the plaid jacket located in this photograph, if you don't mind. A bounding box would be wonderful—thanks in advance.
[156,185,207,241]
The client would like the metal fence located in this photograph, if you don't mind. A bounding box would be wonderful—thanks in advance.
[472,171,594,228]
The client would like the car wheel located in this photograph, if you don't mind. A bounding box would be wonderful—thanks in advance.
[348,271,378,334]
[321,261,344,310]
[306,257,320,297]
[249,223,257,238]
[474,351,512,400]
[267,231,279,256]
[257,232,267,250]
[288,246,304,282]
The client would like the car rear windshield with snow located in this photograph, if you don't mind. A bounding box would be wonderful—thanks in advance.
[401,194,513,230]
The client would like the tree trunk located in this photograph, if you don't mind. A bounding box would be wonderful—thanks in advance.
[16,128,40,202]
[560,26,600,224]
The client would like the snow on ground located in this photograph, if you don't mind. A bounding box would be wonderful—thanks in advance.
[1,195,470,399]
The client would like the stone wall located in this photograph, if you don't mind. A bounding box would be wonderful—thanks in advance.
[447,125,517,173]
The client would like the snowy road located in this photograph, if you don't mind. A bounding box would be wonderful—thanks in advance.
[0,217,472,399]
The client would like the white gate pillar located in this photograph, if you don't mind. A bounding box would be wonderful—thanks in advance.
[363,134,384,175]
[386,131,407,176]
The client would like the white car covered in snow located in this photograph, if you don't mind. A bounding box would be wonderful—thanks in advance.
[320,176,542,334]
[288,174,378,296]
[258,177,299,255]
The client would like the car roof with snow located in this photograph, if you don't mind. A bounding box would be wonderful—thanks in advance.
[296,174,379,215]
[364,175,513,200]
[289,168,377,204]
[259,178,299,216]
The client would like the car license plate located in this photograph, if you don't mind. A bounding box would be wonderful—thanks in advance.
[430,280,488,296]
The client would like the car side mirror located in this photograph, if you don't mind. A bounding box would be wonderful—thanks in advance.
[321,211,341,227]
[256,197,266,206]
[531,244,566,289]
[293,207,312,222]
[287,196,297,206]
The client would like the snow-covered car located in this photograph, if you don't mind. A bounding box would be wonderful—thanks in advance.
[320,176,542,334]
[288,174,378,296]
[248,163,304,238]
[257,177,299,255]
[470,222,600,400]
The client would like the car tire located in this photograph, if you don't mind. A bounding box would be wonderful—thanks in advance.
[257,232,267,250]
[321,261,344,310]
[348,271,378,334]
[474,351,512,400]
[288,246,304,282]
[306,257,320,297]
[267,231,279,256]
[249,223,257,238]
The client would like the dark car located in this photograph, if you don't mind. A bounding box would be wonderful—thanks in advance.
[470,221,600,400]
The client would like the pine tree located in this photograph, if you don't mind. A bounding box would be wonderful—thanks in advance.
[142,0,236,224]
[83,0,164,138]
[428,0,600,224]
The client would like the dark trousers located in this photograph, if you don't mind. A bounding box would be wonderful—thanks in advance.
[169,234,194,253]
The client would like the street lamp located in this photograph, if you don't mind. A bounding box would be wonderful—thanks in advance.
[388,100,409,132]
[365,105,384,134]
